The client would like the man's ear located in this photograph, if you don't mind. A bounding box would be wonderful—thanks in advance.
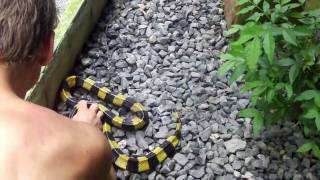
[38,32,55,66]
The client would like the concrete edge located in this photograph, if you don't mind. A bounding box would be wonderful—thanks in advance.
[26,0,108,108]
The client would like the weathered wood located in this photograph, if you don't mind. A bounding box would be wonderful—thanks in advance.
[306,0,320,10]
[224,0,239,29]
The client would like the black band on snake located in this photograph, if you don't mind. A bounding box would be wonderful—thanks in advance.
[60,75,182,173]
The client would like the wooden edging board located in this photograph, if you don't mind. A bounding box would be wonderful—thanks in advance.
[25,0,108,108]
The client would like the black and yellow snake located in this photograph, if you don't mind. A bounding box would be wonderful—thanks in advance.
[60,75,182,173]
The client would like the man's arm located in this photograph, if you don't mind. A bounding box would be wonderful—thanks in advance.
[66,100,116,180]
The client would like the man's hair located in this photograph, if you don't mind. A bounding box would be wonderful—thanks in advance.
[0,0,57,64]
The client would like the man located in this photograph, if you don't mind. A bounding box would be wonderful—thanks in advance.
[0,0,115,179]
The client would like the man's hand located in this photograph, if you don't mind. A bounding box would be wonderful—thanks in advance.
[72,100,103,129]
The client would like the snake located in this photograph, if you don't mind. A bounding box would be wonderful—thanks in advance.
[60,75,182,173]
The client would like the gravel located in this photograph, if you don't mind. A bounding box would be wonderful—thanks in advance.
[55,0,320,179]
[224,139,247,153]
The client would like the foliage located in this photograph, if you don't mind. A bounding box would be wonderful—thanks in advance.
[219,0,320,158]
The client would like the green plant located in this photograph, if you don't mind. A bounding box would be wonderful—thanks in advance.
[218,0,320,158]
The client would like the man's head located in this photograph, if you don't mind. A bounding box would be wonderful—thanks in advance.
[0,0,57,65]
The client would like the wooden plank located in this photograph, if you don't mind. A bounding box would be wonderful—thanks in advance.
[306,0,320,10]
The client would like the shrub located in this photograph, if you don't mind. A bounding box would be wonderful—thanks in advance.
[218,0,320,158]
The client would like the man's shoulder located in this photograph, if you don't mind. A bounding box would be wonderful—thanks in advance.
[0,102,78,146]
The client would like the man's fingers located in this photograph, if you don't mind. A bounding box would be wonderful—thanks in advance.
[77,100,88,111]
[97,121,103,130]
[96,111,104,120]
[89,103,99,112]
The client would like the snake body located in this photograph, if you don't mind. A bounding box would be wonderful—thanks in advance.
[60,75,181,172]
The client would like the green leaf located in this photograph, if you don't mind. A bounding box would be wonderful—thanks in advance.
[275,83,285,90]
[251,87,267,104]
[283,3,301,10]
[304,126,311,136]
[246,38,261,71]
[219,53,237,61]
[285,84,293,99]
[263,1,270,13]
[223,27,239,37]
[217,61,237,76]
[241,81,264,91]
[297,142,313,153]
[289,64,299,84]
[290,12,305,18]
[267,89,275,103]
[247,12,262,22]
[263,33,275,64]
[230,63,246,84]
[304,108,318,119]
[312,145,320,159]
[237,6,255,15]
[315,116,320,131]
[281,0,291,5]
[315,95,320,108]
[241,24,265,37]
[239,108,264,135]
[253,112,264,135]
[231,34,254,46]
[278,58,295,66]
[296,90,316,101]
[238,108,259,118]
[282,30,297,46]
[308,9,320,17]
[253,0,261,5]
[271,12,279,22]
[236,0,250,6]
[293,26,312,36]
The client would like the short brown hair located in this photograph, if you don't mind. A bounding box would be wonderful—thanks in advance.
[0,0,57,64]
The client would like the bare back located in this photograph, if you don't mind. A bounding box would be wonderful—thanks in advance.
[0,99,114,180]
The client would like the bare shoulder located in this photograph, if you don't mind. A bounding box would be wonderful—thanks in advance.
[0,101,110,157]
[0,101,112,179]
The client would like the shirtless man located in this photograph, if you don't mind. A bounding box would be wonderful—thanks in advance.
[0,0,115,179]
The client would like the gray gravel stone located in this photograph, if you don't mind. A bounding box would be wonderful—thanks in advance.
[156,174,165,180]
[208,163,225,175]
[81,58,93,66]
[160,165,171,174]
[199,127,211,142]
[154,126,169,138]
[224,164,234,173]
[148,172,156,180]
[191,72,201,78]
[126,53,137,65]
[177,174,187,180]
[189,166,205,179]
[232,160,243,170]
[136,131,149,149]
[174,153,188,166]
[149,35,157,44]
[234,170,241,178]
[129,174,140,180]
[199,103,209,110]
[224,139,247,153]
[237,99,249,109]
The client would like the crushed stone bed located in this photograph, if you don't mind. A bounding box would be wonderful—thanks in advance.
[56,0,320,179]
